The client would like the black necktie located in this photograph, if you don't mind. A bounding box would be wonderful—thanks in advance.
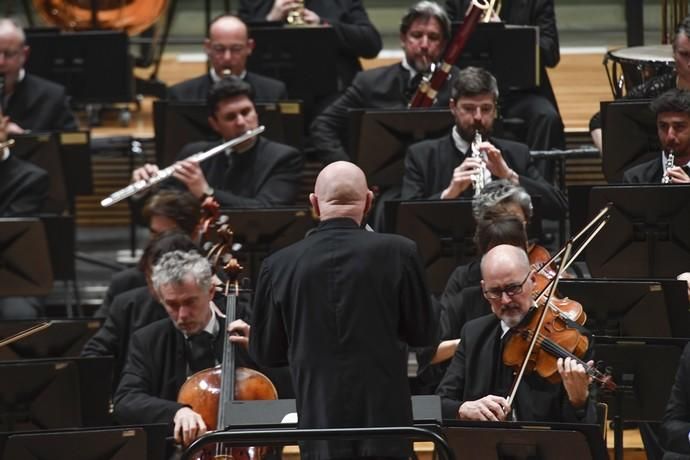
[186,331,216,374]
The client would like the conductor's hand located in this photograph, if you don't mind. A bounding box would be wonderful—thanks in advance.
[666,166,690,184]
[173,406,207,447]
[440,157,483,199]
[228,319,250,349]
[172,159,209,199]
[266,0,302,21]
[558,357,592,408]
[132,163,160,183]
[458,395,511,421]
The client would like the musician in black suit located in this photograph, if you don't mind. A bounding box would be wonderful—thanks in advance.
[436,244,596,423]
[0,142,48,217]
[168,15,287,102]
[445,0,565,152]
[0,18,77,133]
[402,66,566,219]
[623,89,690,184]
[309,1,459,164]
[661,343,690,458]
[238,0,382,90]
[134,77,303,208]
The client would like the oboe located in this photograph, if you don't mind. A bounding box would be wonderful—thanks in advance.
[662,151,675,184]
[471,130,486,196]
[100,126,265,207]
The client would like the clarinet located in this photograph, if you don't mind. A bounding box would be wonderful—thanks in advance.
[662,151,675,184]
[471,130,486,196]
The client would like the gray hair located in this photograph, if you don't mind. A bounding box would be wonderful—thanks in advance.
[674,16,690,51]
[400,1,451,41]
[451,66,500,101]
[472,180,533,221]
[151,250,212,293]
[0,18,26,44]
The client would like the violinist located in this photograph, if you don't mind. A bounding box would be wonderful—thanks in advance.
[436,244,596,423]
[113,250,252,448]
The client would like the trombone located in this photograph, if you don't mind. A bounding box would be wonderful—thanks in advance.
[100,126,265,208]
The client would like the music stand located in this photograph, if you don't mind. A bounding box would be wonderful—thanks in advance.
[585,185,690,278]
[59,131,93,198]
[442,420,608,460]
[0,319,103,361]
[10,133,68,214]
[24,30,134,104]
[246,26,337,120]
[593,337,689,459]
[451,22,539,91]
[0,356,112,432]
[153,100,304,167]
[216,208,316,287]
[349,109,454,187]
[558,279,690,337]
[601,99,657,183]
[0,218,52,297]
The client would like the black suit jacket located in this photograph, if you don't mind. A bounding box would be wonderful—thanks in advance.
[623,157,664,184]
[168,72,288,102]
[82,286,167,392]
[239,0,382,89]
[175,136,303,207]
[309,63,460,164]
[436,313,596,423]
[661,343,690,456]
[94,266,147,319]
[401,133,567,218]
[445,0,559,107]
[6,74,78,132]
[0,155,49,217]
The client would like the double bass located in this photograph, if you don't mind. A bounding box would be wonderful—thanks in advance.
[178,214,277,459]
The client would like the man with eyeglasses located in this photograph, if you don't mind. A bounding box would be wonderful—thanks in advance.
[402,66,566,219]
[0,18,77,133]
[168,15,287,102]
[436,244,596,423]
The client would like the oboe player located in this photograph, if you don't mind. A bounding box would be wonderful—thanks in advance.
[132,77,303,208]
[623,89,690,184]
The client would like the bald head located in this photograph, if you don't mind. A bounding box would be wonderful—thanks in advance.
[205,15,253,77]
[310,162,373,224]
[0,18,28,88]
[481,244,530,277]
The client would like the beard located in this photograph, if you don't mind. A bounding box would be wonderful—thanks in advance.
[497,302,527,328]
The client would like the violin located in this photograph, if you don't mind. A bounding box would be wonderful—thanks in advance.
[178,213,277,460]
[502,208,617,405]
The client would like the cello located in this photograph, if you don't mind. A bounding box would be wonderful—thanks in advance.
[178,215,277,459]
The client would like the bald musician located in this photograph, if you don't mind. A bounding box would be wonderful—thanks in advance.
[243,162,436,459]
[436,244,596,423]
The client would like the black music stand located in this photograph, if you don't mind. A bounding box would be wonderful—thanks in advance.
[246,25,338,121]
[593,337,690,460]
[216,208,316,287]
[0,427,151,460]
[442,420,608,460]
[558,279,690,338]
[10,133,68,215]
[59,131,93,199]
[348,109,454,188]
[0,356,112,432]
[585,185,690,278]
[451,22,539,91]
[601,99,657,183]
[24,30,134,104]
[0,218,52,297]
[0,319,103,361]
[153,100,304,167]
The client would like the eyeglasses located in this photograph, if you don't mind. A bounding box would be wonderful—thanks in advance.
[209,44,246,56]
[483,271,531,300]
[0,48,22,59]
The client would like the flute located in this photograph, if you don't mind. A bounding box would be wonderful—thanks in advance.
[101,126,265,208]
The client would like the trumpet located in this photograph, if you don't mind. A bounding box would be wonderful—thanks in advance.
[100,126,265,208]
[286,0,305,25]
[473,0,502,23]
[471,130,486,197]
[662,150,675,184]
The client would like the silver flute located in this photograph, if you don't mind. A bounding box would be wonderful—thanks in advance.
[101,126,265,207]
[662,150,675,184]
[471,130,486,197]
